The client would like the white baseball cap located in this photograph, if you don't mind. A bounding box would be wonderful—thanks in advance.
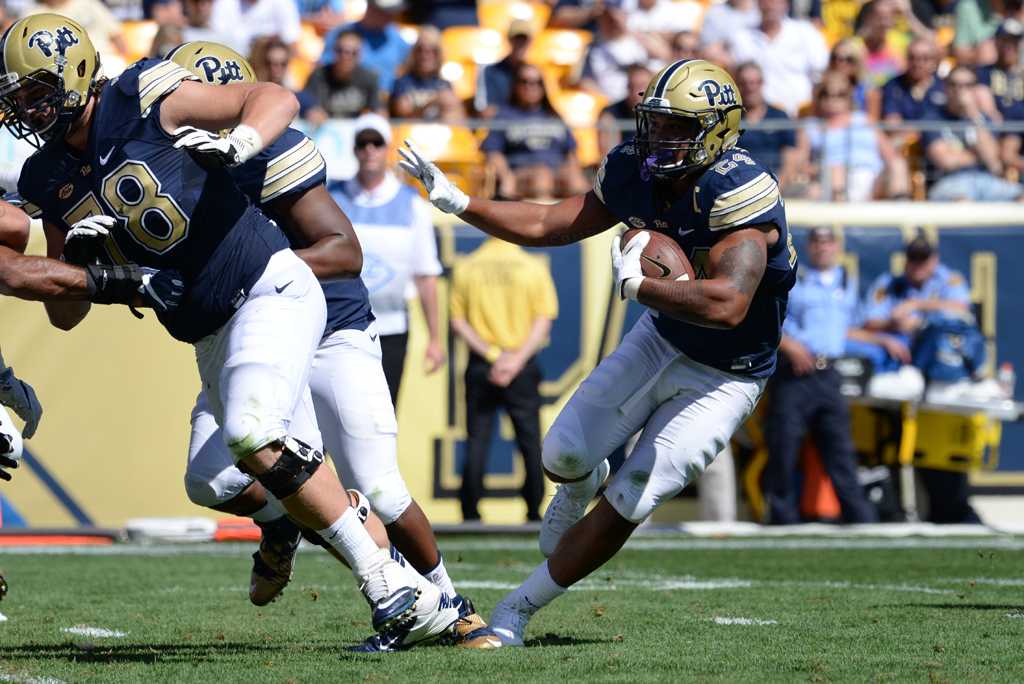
[352,112,392,145]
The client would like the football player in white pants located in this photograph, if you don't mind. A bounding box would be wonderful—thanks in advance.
[0,349,42,482]
[401,59,797,646]
[3,14,453,645]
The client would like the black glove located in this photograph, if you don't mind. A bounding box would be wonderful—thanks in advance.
[85,264,186,315]
[63,215,116,266]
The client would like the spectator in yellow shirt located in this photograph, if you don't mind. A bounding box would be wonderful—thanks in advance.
[450,238,559,523]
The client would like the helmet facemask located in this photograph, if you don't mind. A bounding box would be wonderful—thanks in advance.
[0,62,84,148]
[635,104,723,179]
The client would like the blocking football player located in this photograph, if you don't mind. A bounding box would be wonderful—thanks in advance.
[0,14,456,643]
[401,59,798,646]
[149,41,479,648]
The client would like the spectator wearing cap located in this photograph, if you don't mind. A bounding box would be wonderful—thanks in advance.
[727,0,829,115]
[208,0,301,54]
[390,27,464,123]
[597,63,651,156]
[301,30,382,125]
[735,61,800,190]
[318,0,411,95]
[923,65,1023,201]
[328,115,445,406]
[860,233,981,524]
[481,63,590,200]
[763,226,879,525]
[476,19,534,118]
[880,37,946,129]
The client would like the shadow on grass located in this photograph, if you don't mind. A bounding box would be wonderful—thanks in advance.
[1,641,291,664]
[897,603,1024,611]
[335,633,609,659]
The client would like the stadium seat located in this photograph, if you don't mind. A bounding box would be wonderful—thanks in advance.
[390,123,484,195]
[290,23,325,90]
[526,29,592,87]
[441,26,509,65]
[440,60,478,102]
[477,0,552,37]
[549,88,607,167]
[120,20,158,63]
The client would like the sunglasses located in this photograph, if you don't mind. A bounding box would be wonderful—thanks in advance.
[335,46,360,56]
[833,54,858,62]
[516,78,544,86]
[355,137,386,149]
[820,90,850,98]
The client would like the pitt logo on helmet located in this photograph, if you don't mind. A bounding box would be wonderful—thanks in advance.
[28,26,78,59]
[698,79,737,107]
[195,56,246,85]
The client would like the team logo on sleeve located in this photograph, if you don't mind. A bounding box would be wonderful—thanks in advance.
[628,217,647,228]
[698,79,737,107]
[195,56,246,85]
[28,27,79,58]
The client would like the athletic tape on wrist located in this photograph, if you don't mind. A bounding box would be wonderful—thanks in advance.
[622,276,644,301]
[228,124,264,164]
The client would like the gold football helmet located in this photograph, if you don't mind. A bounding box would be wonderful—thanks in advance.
[635,59,743,178]
[0,13,100,147]
[166,41,256,85]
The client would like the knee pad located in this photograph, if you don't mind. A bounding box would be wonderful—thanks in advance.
[238,437,324,500]
[542,422,591,481]
[183,468,254,508]
[362,476,412,525]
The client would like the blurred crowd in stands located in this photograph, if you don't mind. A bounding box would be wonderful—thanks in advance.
[8,0,1024,202]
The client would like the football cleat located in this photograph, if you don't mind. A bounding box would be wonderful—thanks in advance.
[457,627,507,649]
[460,596,530,649]
[369,586,419,634]
[249,516,302,606]
[450,595,488,641]
[539,459,611,557]
[351,586,462,652]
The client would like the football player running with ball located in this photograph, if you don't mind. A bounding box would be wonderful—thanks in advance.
[401,59,798,647]
[0,14,456,644]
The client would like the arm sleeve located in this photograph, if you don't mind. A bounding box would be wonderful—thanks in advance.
[701,154,784,232]
[411,197,443,276]
[941,270,972,304]
[862,275,894,322]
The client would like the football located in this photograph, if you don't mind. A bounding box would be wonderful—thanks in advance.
[622,229,695,281]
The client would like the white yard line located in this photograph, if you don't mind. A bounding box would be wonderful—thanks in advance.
[0,675,67,684]
[61,626,127,638]
[712,616,778,626]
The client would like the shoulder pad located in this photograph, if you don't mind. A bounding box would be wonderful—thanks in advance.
[699,151,781,231]
[593,141,639,204]
[118,58,200,114]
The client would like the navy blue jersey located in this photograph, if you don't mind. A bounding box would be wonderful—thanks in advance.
[18,58,289,343]
[594,143,797,377]
[230,127,373,334]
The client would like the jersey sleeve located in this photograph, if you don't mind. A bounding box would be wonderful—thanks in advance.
[116,58,200,114]
[258,129,327,204]
[15,155,55,224]
[863,273,895,323]
[941,268,971,304]
[698,150,784,232]
[592,141,640,209]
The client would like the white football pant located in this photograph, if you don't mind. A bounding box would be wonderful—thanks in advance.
[192,248,326,464]
[542,312,764,523]
[186,320,413,524]
[0,405,21,462]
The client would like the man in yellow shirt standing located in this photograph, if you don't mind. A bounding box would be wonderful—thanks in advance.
[450,238,559,523]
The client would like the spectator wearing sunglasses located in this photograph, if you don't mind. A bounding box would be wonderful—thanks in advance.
[329,115,446,405]
[317,0,411,94]
[924,66,1023,200]
[390,27,464,123]
[301,29,383,126]
[828,39,871,112]
[481,63,590,200]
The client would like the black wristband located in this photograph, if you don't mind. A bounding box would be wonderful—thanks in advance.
[85,263,143,305]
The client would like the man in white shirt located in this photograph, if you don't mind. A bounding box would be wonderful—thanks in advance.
[727,0,829,115]
[329,114,445,406]
[210,0,301,54]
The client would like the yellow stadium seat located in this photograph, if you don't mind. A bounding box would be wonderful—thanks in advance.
[477,1,552,37]
[120,20,158,63]
[440,60,478,102]
[441,26,509,65]
[549,88,607,167]
[525,29,592,67]
[290,23,325,89]
[390,124,483,194]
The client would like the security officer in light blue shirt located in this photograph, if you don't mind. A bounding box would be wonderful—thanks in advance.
[763,226,878,524]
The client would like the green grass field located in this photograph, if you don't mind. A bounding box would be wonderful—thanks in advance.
[2,535,1024,682]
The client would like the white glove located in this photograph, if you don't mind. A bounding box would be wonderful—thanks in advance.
[63,214,115,266]
[611,231,649,301]
[0,355,42,439]
[172,124,263,168]
[397,140,469,214]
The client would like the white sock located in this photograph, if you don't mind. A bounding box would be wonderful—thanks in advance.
[424,555,457,598]
[504,560,566,615]
[317,506,384,578]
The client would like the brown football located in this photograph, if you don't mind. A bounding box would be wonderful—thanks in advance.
[622,229,695,281]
